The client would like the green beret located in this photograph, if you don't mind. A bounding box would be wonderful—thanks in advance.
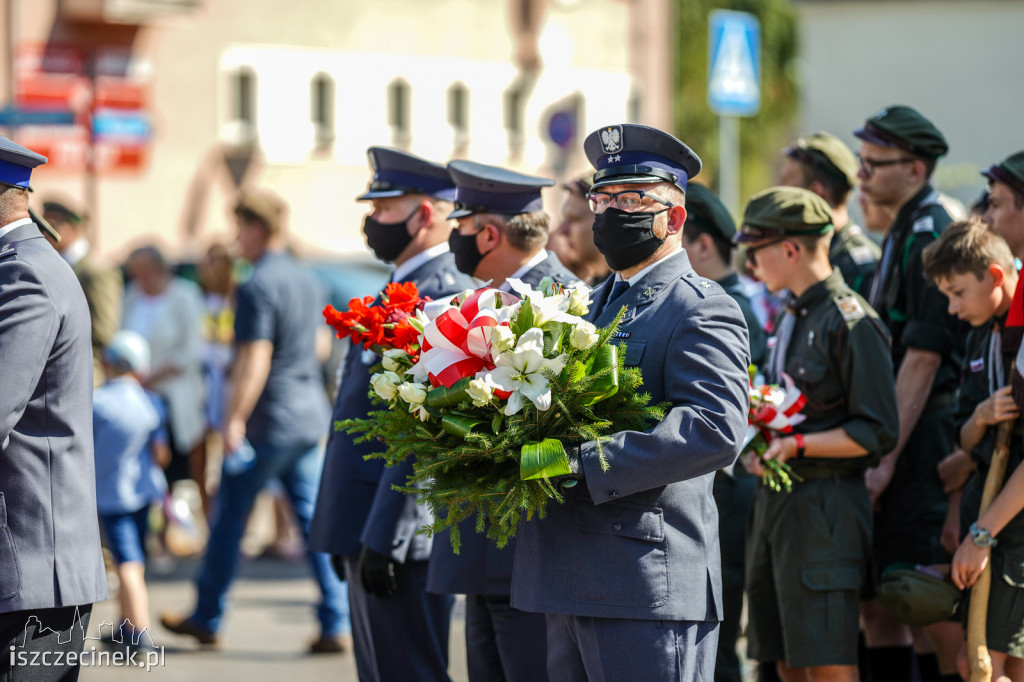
[982,150,1024,198]
[876,564,961,627]
[785,132,859,189]
[853,105,948,160]
[734,186,834,244]
[683,183,736,242]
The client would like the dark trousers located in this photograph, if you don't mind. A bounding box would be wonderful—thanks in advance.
[344,556,453,682]
[546,613,719,682]
[465,594,548,682]
[713,471,757,682]
[0,605,92,682]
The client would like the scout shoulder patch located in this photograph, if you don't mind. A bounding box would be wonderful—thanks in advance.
[970,357,985,372]
[835,295,865,322]
[849,244,877,265]
[913,215,935,234]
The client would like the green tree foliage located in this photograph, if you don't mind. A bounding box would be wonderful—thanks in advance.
[673,0,799,212]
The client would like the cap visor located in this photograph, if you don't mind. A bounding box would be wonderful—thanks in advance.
[852,126,901,150]
[356,188,408,200]
[731,232,763,245]
[590,174,669,190]
[446,207,475,220]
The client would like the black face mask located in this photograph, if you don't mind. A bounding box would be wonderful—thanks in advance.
[363,206,420,263]
[592,208,668,271]
[449,228,487,276]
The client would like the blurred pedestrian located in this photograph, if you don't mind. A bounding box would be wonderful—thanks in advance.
[123,245,207,494]
[41,198,123,386]
[0,136,107,680]
[548,174,610,286]
[779,132,880,298]
[982,151,1024,258]
[162,187,348,654]
[311,148,475,680]
[93,331,170,649]
[854,105,964,682]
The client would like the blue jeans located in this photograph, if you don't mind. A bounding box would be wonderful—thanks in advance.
[192,440,349,636]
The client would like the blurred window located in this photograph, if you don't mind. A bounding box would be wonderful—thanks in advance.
[233,68,256,127]
[387,78,411,148]
[311,73,335,152]
[504,81,525,159]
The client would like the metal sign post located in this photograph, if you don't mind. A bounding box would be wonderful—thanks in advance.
[708,10,761,218]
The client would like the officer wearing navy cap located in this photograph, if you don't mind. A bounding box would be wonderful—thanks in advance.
[982,150,1024,258]
[429,159,578,682]
[309,147,474,679]
[852,106,964,680]
[779,132,880,298]
[511,124,750,681]
[681,181,766,682]
[0,136,108,677]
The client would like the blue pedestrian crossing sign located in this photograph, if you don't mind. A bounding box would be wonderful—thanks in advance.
[707,10,761,117]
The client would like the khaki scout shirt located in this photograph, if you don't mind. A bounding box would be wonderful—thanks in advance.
[768,270,899,477]
[829,221,879,300]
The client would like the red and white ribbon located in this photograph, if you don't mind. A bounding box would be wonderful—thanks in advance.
[750,373,807,433]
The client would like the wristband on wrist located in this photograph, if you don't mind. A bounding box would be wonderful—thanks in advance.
[793,433,806,459]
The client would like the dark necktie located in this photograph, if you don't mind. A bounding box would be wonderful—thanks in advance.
[603,280,630,316]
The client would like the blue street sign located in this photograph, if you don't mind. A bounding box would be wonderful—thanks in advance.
[548,111,575,148]
[0,107,75,127]
[707,10,761,117]
[92,109,151,141]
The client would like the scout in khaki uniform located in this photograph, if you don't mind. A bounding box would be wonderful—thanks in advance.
[779,132,880,297]
[853,105,965,681]
[736,187,899,682]
[681,182,766,682]
[921,218,1024,682]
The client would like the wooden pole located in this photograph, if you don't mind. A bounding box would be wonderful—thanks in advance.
[967,362,1017,682]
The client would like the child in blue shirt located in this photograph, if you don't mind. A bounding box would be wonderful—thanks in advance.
[94,330,170,647]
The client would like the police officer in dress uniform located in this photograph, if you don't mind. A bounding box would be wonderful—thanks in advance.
[681,182,766,682]
[511,123,750,681]
[778,132,880,298]
[428,160,578,682]
[735,187,898,682]
[853,106,964,681]
[309,148,476,682]
[0,137,108,681]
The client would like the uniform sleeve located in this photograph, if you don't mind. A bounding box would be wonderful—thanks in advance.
[580,292,750,503]
[234,278,275,343]
[838,318,899,459]
[901,220,957,355]
[0,259,59,445]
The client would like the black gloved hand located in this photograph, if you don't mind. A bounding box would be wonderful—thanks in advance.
[358,545,398,598]
[330,554,346,582]
[549,443,584,488]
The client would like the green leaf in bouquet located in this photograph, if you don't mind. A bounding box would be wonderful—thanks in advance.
[541,322,564,356]
[491,414,503,435]
[520,438,573,480]
[441,411,489,437]
[580,344,619,405]
[512,301,534,336]
[426,377,472,408]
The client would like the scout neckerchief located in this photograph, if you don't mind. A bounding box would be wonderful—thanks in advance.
[867,188,942,313]
[768,305,796,384]
[990,321,1006,396]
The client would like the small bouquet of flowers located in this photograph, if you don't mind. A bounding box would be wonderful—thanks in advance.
[338,278,666,551]
[323,281,426,361]
[742,369,807,492]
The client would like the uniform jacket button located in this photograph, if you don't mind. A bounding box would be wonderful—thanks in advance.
[612,521,623,531]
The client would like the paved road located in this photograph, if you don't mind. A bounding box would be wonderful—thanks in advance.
[80,556,469,681]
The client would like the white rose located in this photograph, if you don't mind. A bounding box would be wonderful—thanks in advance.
[370,371,401,400]
[398,382,428,405]
[467,378,494,407]
[566,286,592,316]
[569,321,599,350]
[382,349,410,372]
[490,325,517,354]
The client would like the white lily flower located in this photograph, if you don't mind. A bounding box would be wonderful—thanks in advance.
[507,278,585,327]
[409,403,431,422]
[398,382,428,405]
[569,321,600,350]
[490,325,517,354]
[484,328,566,415]
[566,285,593,316]
[370,371,402,400]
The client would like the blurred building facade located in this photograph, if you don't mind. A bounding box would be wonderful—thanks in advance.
[794,0,1024,208]
[0,0,673,260]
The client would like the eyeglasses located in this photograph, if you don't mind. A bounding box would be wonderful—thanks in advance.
[586,189,674,214]
[856,154,917,177]
[745,237,792,267]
